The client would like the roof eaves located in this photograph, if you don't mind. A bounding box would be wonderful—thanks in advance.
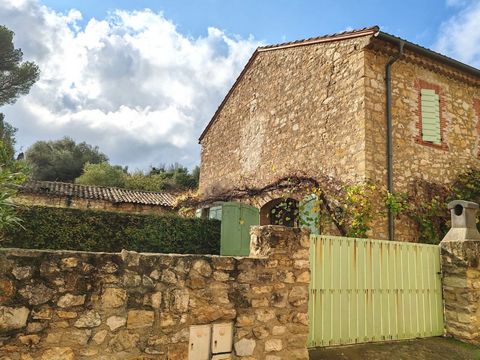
[257,26,379,52]
[19,180,176,207]
[375,31,480,79]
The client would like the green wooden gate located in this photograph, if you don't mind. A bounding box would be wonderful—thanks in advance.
[308,235,444,348]
[220,202,259,256]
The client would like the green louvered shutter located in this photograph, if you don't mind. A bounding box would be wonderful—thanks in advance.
[421,89,441,144]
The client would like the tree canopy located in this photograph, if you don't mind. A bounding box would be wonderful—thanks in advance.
[74,162,199,191]
[0,116,27,233]
[75,162,127,188]
[25,137,108,182]
[0,25,40,106]
[0,25,39,233]
[0,113,17,163]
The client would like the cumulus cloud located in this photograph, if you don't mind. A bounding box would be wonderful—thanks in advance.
[434,0,480,68]
[0,0,260,169]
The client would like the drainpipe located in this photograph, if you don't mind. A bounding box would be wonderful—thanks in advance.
[385,40,404,241]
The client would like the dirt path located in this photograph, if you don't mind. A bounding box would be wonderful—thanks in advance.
[309,337,480,360]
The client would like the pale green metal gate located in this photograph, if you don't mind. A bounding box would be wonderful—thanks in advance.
[308,235,444,348]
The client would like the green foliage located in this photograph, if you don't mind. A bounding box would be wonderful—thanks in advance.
[0,114,16,161]
[0,25,40,106]
[389,170,480,245]
[139,164,199,190]
[25,137,108,182]
[385,191,409,217]
[76,162,127,188]
[267,198,298,227]
[0,25,35,234]
[124,172,168,191]
[256,178,379,237]
[409,196,449,244]
[344,184,378,238]
[0,169,26,235]
[452,169,480,204]
[2,206,220,254]
[75,162,200,192]
[0,117,27,236]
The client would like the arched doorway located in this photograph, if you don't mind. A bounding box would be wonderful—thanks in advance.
[260,198,299,227]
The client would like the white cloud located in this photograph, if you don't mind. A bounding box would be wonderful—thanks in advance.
[0,0,260,169]
[434,0,480,68]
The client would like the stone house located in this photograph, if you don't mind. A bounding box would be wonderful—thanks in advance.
[198,26,480,241]
[16,180,176,215]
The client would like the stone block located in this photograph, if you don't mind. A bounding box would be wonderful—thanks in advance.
[264,338,283,352]
[40,347,75,360]
[234,338,256,357]
[127,310,154,329]
[107,315,127,331]
[57,293,85,308]
[19,283,55,305]
[0,306,29,333]
[74,310,101,328]
[102,287,127,308]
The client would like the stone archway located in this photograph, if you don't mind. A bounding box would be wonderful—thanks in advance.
[260,198,299,227]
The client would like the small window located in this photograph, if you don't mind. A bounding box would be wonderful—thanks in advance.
[209,206,222,220]
[420,89,441,144]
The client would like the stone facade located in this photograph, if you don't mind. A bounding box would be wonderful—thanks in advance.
[200,34,370,195]
[364,39,480,240]
[15,193,172,216]
[199,27,480,241]
[0,226,310,359]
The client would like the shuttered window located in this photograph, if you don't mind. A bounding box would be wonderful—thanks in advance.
[421,89,441,144]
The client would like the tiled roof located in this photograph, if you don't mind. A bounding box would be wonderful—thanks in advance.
[19,180,176,207]
[257,26,379,51]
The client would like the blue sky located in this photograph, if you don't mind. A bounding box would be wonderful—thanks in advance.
[42,0,454,47]
[0,0,479,170]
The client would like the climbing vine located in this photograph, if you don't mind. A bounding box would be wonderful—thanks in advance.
[181,168,480,244]
[385,169,480,244]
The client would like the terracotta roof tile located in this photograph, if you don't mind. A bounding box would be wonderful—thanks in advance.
[257,26,379,51]
[19,180,176,207]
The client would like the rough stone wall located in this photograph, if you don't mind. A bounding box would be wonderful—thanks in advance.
[200,35,480,242]
[363,42,480,241]
[14,194,172,216]
[0,226,310,359]
[199,36,371,198]
[441,240,480,344]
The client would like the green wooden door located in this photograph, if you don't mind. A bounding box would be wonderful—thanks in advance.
[220,202,259,256]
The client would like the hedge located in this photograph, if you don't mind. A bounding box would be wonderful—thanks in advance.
[1,206,220,254]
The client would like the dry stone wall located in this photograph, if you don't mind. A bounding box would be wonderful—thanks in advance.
[0,226,310,359]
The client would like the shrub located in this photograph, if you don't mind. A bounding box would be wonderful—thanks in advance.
[1,206,220,254]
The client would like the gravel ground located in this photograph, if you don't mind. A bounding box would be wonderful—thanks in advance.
[309,337,480,360]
